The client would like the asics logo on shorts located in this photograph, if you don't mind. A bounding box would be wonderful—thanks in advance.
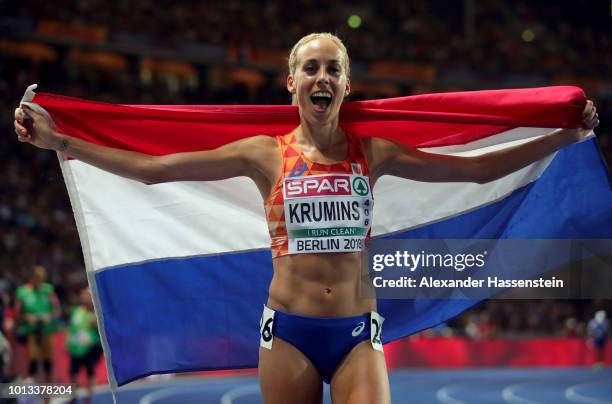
[351,321,365,336]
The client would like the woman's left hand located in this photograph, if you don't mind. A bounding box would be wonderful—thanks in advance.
[577,99,599,139]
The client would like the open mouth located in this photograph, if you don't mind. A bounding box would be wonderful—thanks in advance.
[310,91,332,112]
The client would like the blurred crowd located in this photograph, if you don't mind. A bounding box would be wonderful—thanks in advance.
[0,0,611,364]
[4,0,611,77]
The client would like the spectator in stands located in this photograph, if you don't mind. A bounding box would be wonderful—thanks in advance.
[563,317,579,337]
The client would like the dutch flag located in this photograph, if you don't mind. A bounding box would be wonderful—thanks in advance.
[20,85,611,387]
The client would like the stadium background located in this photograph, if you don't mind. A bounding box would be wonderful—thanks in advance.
[0,0,610,396]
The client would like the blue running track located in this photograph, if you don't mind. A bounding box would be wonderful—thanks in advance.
[57,368,612,404]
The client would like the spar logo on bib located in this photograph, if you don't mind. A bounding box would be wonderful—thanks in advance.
[284,175,352,198]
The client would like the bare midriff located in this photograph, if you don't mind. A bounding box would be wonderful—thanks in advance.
[267,251,376,317]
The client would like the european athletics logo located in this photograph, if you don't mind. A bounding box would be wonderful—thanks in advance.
[289,161,307,177]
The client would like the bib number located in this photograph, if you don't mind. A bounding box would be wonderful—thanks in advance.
[260,306,275,350]
[370,311,384,352]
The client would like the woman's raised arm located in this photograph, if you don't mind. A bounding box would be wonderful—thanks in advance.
[365,100,599,185]
[14,105,278,185]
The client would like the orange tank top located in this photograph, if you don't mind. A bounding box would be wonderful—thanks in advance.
[264,132,373,258]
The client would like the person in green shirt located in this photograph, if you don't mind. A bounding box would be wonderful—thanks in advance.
[14,265,60,382]
[67,287,102,403]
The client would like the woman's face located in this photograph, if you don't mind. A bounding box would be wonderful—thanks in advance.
[288,38,350,125]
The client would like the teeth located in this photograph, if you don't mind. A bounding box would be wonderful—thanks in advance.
[312,91,332,98]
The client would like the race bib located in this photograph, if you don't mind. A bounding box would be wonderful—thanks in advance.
[283,174,373,254]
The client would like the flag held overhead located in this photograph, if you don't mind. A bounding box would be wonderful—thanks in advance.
[20,85,610,387]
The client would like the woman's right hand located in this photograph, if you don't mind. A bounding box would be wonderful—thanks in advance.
[14,105,61,151]
[13,103,278,186]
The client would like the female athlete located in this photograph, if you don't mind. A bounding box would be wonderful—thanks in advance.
[14,33,598,404]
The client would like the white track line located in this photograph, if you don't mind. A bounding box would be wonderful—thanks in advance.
[436,382,472,404]
[220,383,261,404]
[565,381,612,404]
[501,383,542,404]
[138,380,227,404]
